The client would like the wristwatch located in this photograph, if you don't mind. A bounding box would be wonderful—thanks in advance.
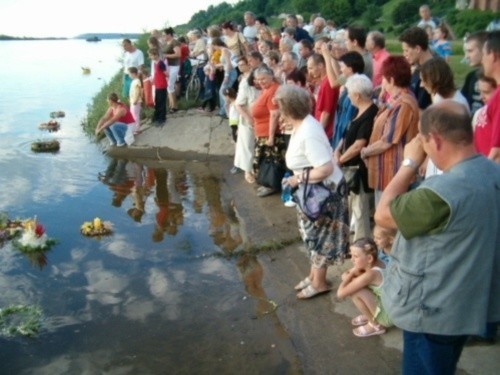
[401,158,418,173]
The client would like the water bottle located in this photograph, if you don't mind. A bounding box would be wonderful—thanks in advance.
[281,172,292,203]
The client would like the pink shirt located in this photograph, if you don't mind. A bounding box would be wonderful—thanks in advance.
[371,48,390,88]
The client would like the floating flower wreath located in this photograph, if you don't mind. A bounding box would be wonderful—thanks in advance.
[12,217,57,252]
[0,304,42,337]
[80,217,113,237]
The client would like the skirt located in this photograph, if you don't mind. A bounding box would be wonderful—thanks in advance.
[234,124,255,173]
[252,135,287,177]
[297,179,350,267]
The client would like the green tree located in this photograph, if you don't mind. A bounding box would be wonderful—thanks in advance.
[392,0,420,27]
[352,0,369,18]
[319,0,351,25]
[361,4,382,28]
[265,0,282,16]
[291,0,318,14]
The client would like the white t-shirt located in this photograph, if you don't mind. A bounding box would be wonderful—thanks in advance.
[417,19,436,30]
[425,91,471,178]
[243,24,258,44]
[286,114,342,185]
[123,48,144,74]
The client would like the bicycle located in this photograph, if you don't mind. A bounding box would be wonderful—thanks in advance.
[184,58,206,102]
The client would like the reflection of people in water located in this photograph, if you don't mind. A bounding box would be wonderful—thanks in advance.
[127,162,150,223]
[165,170,184,236]
[152,168,168,242]
[236,254,272,318]
[98,158,134,207]
[202,175,242,253]
[151,168,186,241]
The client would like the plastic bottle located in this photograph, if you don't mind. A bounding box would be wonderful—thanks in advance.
[281,172,292,203]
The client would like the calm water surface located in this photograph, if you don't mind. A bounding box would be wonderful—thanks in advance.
[0,40,297,374]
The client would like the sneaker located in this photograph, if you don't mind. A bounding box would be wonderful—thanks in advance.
[116,143,126,147]
[284,200,296,207]
[109,141,116,146]
[230,166,241,174]
[256,186,276,197]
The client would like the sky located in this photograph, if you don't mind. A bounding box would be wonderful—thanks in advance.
[0,0,237,38]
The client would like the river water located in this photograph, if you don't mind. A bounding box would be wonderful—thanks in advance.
[0,40,298,374]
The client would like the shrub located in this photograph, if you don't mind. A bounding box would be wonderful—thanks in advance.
[451,10,498,38]
[391,0,420,27]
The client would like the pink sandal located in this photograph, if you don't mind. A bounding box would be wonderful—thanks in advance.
[351,315,368,326]
[353,322,386,338]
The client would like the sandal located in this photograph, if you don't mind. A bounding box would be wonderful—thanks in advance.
[296,285,330,299]
[245,172,255,184]
[294,277,311,291]
[353,322,386,338]
[351,315,369,326]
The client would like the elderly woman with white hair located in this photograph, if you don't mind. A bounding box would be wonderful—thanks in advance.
[334,74,378,241]
[275,84,349,299]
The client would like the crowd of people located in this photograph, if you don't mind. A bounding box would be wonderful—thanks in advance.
[95,5,500,374]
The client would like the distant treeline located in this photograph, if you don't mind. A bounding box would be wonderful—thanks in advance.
[0,35,67,41]
[0,33,141,41]
[75,33,142,40]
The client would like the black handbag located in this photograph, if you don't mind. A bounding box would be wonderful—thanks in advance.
[256,158,286,191]
[342,166,361,194]
[292,168,333,221]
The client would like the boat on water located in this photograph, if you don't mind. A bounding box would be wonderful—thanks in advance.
[86,36,101,42]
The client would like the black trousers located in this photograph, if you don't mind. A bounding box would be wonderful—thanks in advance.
[154,88,167,122]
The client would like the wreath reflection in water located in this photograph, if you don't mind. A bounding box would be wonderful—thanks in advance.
[0,304,42,337]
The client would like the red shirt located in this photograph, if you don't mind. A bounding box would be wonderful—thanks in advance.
[179,43,189,64]
[111,103,135,124]
[153,59,167,89]
[486,87,500,151]
[473,106,490,156]
[313,76,339,140]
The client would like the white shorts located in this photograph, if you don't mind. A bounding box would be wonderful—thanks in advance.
[167,65,179,93]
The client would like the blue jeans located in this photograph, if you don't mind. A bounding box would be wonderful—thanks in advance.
[104,122,128,145]
[218,69,237,116]
[402,330,468,375]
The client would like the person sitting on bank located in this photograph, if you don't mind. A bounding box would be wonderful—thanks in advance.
[95,92,136,147]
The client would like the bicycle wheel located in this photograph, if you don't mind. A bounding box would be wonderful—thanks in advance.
[185,74,201,102]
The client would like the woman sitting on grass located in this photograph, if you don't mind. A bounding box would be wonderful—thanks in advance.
[337,238,392,337]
